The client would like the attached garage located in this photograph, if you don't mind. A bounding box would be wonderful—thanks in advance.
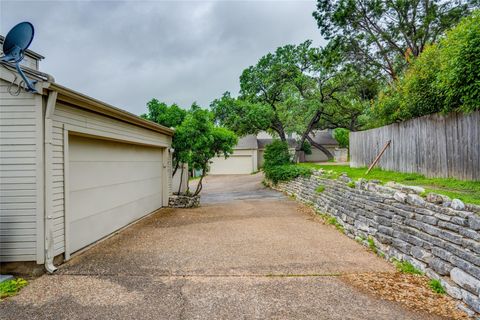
[0,50,173,272]
[68,135,164,253]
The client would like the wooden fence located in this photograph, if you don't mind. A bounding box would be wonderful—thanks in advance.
[349,111,480,180]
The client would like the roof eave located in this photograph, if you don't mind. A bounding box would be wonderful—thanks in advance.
[48,83,174,136]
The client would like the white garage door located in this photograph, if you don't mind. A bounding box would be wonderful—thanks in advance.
[68,135,163,253]
[209,155,253,174]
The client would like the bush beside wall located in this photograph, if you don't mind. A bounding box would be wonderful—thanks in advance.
[272,170,480,316]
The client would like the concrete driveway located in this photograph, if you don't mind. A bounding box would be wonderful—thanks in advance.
[0,174,442,319]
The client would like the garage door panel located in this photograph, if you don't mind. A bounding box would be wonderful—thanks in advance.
[69,161,162,191]
[68,135,163,253]
[69,138,162,162]
[209,155,253,175]
[70,193,161,252]
[70,177,162,222]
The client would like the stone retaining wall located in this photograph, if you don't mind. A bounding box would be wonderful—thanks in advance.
[274,170,480,316]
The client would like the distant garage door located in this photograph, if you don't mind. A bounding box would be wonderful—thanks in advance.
[209,154,254,175]
[68,135,163,253]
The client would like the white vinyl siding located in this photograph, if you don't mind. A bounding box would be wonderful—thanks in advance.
[0,79,43,262]
[50,102,172,256]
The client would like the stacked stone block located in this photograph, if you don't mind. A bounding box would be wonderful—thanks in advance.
[275,170,480,316]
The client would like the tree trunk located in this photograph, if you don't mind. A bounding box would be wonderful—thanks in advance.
[193,167,206,196]
[172,161,179,177]
[306,135,334,160]
[177,165,184,195]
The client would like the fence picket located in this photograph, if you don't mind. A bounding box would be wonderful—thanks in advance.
[350,111,479,180]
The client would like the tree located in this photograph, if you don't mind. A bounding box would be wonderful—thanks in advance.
[213,41,369,160]
[141,99,188,177]
[370,10,480,126]
[210,92,274,136]
[313,0,476,80]
[141,99,187,128]
[176,106,237,196]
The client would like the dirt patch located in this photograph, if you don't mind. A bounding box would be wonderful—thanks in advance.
[342,272,470,320]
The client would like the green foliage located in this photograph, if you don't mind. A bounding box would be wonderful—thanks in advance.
[301,141,312,155]
[437,11,480,112]
[367,237,378,254]
[141,99,189,175]
[313,0,475,80]
[371,11,480,125]
[168,104,238,196]
[213,40,372,145]
[315,185,325,193]
[326,216,344,232]
[394,260,424,275]
[333,128,349,148]
[300,164,480,205]
[0,278,28,299]
[347,181,355,188]
[263,140,291,168]
[210,92,274,136]
[429,279,446,294]
[141,99,187,128]
[264,164,312,185]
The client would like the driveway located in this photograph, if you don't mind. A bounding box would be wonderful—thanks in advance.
[0,174,443,319]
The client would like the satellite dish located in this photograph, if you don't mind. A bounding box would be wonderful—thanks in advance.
[1,22,37,92]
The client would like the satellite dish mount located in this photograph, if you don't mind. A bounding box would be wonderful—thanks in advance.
[1,22,37,93]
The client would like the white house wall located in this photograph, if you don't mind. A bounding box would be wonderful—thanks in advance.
[0,79,44,263]
[50,102,172,257]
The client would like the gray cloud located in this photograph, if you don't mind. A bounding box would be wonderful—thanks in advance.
[1,0,325,115]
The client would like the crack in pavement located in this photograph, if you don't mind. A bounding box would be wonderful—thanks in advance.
[50,273,344,278]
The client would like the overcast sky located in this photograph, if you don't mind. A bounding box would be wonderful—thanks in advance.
[1,0,325,115]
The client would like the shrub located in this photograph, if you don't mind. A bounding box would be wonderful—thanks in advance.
[263,140,291,168]
[333,128,349,148]
[0,278,28,299]
[371,11,480,126]
[301,141,312,155]
[264,164,312,184]
[437,11,480,112]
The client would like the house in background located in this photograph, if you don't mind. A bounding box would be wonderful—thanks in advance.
[209,134,259,175]
[0,42,173,273]
[209,130,339,175]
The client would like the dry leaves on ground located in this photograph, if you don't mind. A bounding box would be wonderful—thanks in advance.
[343,272,470,320]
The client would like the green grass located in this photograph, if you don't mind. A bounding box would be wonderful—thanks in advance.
[393,259,424,275]
[347,181,356,188]
[367,237,378,255]
[299,163,480,205]
[428,279,446,294]
[326,216,344,233]
[0,278,28,299]
[315,185,325,193]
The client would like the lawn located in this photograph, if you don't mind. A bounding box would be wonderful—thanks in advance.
[300,163,480,206]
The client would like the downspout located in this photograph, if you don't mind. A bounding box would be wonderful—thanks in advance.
[44,90,58,273]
